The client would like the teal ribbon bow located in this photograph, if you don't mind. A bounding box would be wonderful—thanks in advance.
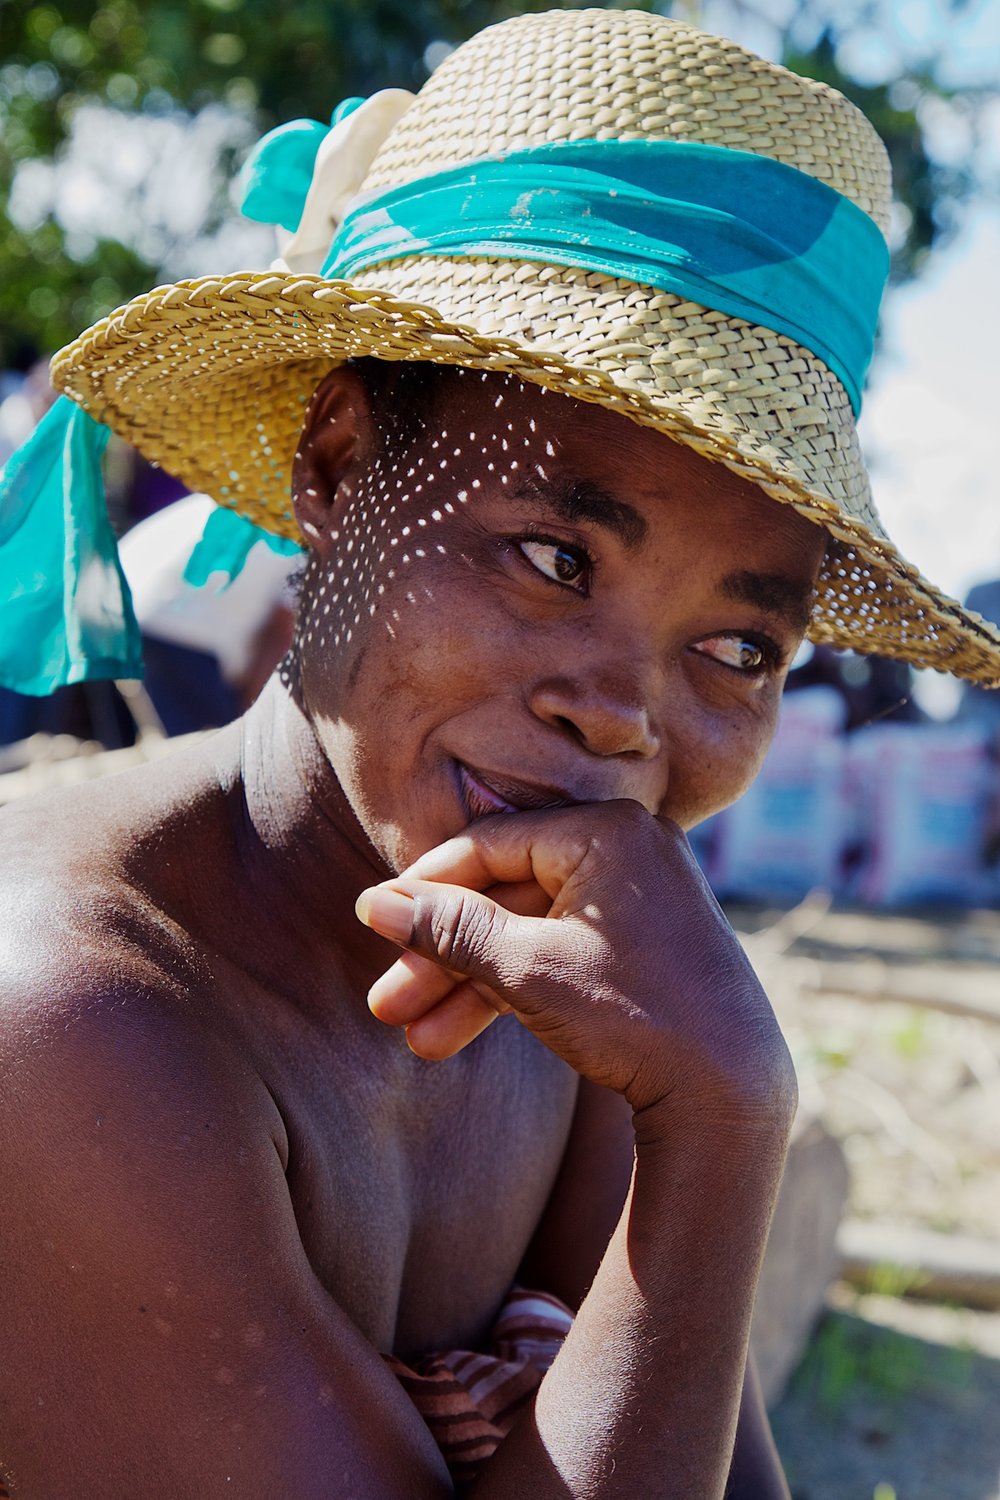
[240,97,365,231]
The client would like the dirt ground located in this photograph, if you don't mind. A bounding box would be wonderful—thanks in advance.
[729,902,1000,1500]
[772,1291,1000,1500]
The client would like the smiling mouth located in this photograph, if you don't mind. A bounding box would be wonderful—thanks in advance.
[456,763,577,820]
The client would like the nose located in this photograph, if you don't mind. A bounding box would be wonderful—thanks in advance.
[528,673,662,759]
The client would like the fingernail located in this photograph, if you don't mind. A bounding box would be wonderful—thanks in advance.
[356,887,414,944]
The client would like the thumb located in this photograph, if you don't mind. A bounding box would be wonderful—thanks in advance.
[356,878,540,1000]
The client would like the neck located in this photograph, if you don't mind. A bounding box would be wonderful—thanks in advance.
[230,674,399,989]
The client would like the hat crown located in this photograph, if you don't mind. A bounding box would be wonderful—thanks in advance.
[363,9,891,235]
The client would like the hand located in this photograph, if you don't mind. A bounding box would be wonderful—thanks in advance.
[357,801,796,1123]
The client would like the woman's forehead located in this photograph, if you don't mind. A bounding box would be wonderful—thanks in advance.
[297,367,824,667]
[362,368,825,561]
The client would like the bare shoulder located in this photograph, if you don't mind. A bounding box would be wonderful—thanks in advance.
[0,769,449,1498]
[0,762,238,1097]
[0,727,241,1024]
[0,806,274,1145]
[0,756,286,1371]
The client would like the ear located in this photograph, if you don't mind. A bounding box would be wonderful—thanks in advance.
[291,366,378,557]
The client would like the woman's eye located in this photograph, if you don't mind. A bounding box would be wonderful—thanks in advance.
[518,538,589,591]
[694,634,778,674]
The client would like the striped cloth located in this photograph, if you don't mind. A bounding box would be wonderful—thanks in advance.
[0,1288,573,1497]
[384,1286,575,1487]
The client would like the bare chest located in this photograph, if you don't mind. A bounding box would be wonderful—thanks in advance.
[254,1006,578,1361]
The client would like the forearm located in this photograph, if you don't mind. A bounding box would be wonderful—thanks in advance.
[359,803,799,1496]
[471,1114,791,1499]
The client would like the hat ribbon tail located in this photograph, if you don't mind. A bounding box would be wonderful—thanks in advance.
[183,503,303,592]
[0,395,143,695]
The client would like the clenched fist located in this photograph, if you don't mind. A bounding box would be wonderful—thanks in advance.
[357,801,796,1127]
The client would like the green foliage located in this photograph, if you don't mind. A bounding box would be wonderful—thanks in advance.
[889,1008,928,1060]
[2,0,631,361]
[793,1299,974,1422]
[1,0,648,143]
[0,211,150,362]
[796,1307,928,1416]
[0,0,989,364]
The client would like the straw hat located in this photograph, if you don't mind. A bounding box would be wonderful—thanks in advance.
[50,8,1000,684]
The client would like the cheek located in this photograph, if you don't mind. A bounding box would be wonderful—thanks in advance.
[665,695,781,830]
[296,502,391,672]
[365,562,523,707]
[297,485,429,687]
[304,533,526,724]
[298,445,487,667]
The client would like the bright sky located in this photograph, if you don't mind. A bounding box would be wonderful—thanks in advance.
[861,207,1000,608]
[860,208,1000,714]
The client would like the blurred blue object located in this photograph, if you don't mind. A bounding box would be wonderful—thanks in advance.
[957,580,1000,729]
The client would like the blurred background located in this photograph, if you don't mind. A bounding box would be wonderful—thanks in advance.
[2,2,999,1496]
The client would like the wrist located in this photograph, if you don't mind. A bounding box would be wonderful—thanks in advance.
[631,1069,798,1162]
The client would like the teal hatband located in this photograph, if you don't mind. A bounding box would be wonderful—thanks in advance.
[322,139,888,417]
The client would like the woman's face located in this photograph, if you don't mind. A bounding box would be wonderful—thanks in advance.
[293,369,827,874]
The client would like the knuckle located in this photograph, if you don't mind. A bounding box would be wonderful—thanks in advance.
[424,891,501,975]
[601,797,650,829]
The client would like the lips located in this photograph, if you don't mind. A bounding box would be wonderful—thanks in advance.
[457,763,577,819]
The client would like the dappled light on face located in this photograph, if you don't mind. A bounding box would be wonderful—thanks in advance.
[281,363,821,722]
[289,369,549,675]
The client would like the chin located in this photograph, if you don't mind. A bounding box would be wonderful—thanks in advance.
[363,818,445,879]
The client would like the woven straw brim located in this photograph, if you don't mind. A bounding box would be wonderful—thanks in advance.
[52,270,1000,685]
[49,10,1000,683]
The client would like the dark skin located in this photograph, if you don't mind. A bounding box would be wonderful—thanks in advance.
[0,368,825,1498]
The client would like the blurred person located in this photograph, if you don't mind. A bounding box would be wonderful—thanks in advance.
[0,357,55,468]
[118,492,300,735]
[955,578,1000,864]
[957,576,1000,732]
[785,642,925,728]
[2,13,1000,1500]
[0,679,136,756]
[0,340,42,405]
[125,449,192,527]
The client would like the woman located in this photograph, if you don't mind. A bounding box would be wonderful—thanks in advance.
[1,11,998,1498]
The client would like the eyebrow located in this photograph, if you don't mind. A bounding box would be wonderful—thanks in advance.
[515,474,648,551]
[721,569,814,631]
[514,474,814,626]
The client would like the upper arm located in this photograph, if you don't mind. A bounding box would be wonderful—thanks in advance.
[0,973,450,1500]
